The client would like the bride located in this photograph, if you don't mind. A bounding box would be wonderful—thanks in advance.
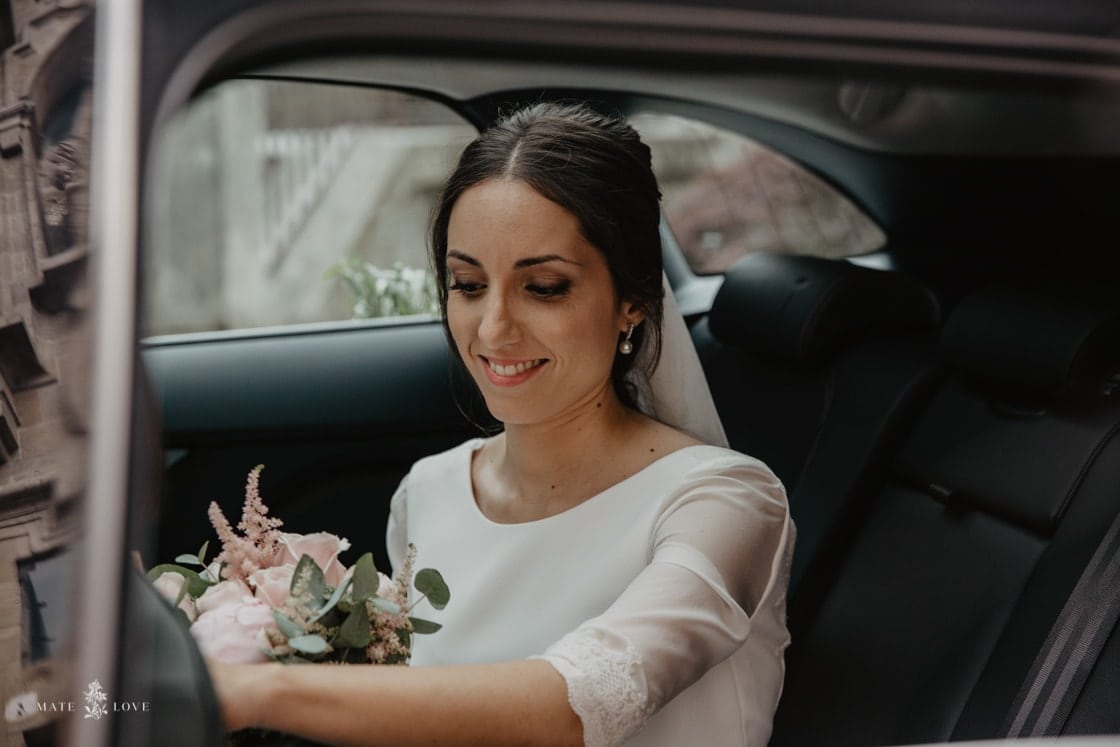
[209,102,794,747]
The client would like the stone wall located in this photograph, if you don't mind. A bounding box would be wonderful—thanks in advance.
[0,1,92,744]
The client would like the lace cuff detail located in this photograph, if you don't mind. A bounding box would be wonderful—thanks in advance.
[533,628,652,747]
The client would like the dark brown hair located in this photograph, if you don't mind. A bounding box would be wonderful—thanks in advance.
[431,102,664,409]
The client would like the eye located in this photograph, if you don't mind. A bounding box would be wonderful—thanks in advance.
[526,280,572,299]
[449,280,486,297]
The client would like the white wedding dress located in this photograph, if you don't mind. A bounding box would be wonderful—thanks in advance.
[387,436,793,747]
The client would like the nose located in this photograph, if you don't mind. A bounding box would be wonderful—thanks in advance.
[477,290,520,348]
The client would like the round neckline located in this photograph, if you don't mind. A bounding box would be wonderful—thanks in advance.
[462,438,719,527]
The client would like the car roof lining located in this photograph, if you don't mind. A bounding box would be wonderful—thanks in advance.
[245,54,1120,158]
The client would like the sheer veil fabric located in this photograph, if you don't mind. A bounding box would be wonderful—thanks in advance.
[631,276,729,448]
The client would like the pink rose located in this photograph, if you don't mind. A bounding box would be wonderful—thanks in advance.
[195,579,253,615]
[276,532,351,586]
[248,564,296,608]
[190,598,277,664]
[152,571,198,622]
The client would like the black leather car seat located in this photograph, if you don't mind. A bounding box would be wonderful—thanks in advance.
[691,252,942,605]
[770,284,1120,746]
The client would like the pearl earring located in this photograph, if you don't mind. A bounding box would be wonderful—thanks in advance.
[619,323,635,355]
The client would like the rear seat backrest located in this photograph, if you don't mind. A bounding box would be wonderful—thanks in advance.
[692,253,941,599]
[694,252,939,492]
[770,285,1120,746]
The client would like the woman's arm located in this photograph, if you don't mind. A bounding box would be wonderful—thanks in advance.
[209,657,582,747]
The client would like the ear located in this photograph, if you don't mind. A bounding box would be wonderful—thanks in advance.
[617,300,645,332]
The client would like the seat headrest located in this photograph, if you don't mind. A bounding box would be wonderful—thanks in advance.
[941,286,1120,398]
[707,253,939,364]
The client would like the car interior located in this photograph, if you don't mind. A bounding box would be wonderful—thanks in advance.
[102,2,1120,745]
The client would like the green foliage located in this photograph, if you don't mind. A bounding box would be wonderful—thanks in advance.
[408,617,443,635]
[292,554,327,608]
[326,257,439,319]
[333,606,372,649]
[146,563,215,598]
[414,568,450,609]
[273,610,305,639]
[288,634,330,656]
[351,553,379,601]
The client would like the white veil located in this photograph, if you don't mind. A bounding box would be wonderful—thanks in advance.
[630,276,729,448]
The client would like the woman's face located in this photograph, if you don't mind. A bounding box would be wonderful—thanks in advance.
[445,178,637,427]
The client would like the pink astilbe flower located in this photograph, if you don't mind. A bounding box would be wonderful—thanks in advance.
[208,465,284,584]
[366,607,412,665]
[365,546,417,665]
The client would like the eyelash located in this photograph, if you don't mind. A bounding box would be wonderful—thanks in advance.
[448,280,572,299]
[449,281,485,297]
[527,280,572,299]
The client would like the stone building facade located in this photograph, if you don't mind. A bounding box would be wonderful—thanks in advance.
[0,0,93,745]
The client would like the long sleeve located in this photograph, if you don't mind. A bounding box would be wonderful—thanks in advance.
[536,455,794,747]
[398,439,794,747]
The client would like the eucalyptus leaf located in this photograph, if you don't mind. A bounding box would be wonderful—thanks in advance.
[414,568,450,609]
[369,597,402,615]
[197,540,210,565]
[333,605,372,649]
[309,576,353,624]
[292,554,327,607]
[174,553,201,567]
[147,563,214,598]
[409,617,442,635]
[272,610,305,639]
[351,553,379,602]
[288,634,330,655]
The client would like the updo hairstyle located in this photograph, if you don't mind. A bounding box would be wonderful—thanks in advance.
[430,102,665,410]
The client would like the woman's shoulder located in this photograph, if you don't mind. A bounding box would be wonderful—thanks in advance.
[638,442,789,527]
[627,415,781,492]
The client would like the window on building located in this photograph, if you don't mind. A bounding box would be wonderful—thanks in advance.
[18,550,74,666]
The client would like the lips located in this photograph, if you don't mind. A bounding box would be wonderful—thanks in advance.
[479,356,547,386]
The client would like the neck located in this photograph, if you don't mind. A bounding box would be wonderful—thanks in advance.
[495,385,638,494]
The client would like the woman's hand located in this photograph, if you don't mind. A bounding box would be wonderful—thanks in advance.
[205,657,276,733]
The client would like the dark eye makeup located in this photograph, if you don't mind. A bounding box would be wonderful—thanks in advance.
[526,279,573,298]
[448,279,485,296]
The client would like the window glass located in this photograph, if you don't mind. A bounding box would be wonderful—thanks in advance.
[631,112,885,274]
[144,81,476,336]
[18,551,74,666]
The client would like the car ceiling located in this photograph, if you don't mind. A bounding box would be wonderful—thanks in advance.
[616,0,1120,37]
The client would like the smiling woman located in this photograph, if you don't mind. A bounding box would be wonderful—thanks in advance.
[206,102,794,747]
[445,179,635,427]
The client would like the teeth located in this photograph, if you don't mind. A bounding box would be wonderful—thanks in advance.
[487,359,543,377]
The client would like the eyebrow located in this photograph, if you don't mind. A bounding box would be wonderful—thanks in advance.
[447,250,582,269]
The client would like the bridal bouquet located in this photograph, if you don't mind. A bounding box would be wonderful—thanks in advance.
[149,465,448,666]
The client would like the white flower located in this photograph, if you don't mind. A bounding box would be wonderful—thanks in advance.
[152,571,198,622]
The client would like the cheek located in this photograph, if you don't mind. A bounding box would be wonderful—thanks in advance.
[445,300,475,355]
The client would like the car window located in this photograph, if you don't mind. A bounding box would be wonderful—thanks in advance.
[630,112,885,274]
[144,80,476,336]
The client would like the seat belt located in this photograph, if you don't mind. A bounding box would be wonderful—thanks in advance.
[1004,506,1120,737]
